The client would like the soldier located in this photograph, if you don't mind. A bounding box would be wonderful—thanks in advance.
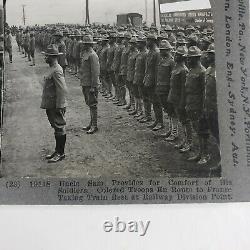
[203,43,220,166]
[118,32,132,107]
[66,33,74,72]
[24,29,31,61]
[5,30,13,63]
[29,32,36,66]
[184,46,207,163]
[16,29,21,52]
[79,35,100,134]
[19,28,24,54]
[156,40,175,134]
[71,32,78,75]
[126,37,138,115]
[142,34,160,129]
[99,36,110,98]
[167,46,192,152]
[75,31,84,78]
[133,36,148,119]
[111,33,125,105]
[41,45,68,163]
[106,33,118,102]
[53,31,68,76]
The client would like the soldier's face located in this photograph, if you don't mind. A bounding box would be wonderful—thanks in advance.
[45,55,52,64]
[174,53,183,63]
[187,57,199,68]
[206,53,215,65]
[146,40,154,49]
[160,49,169,57]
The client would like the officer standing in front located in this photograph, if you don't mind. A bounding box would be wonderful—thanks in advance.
[41,45,68,163]
[79,35,100,134]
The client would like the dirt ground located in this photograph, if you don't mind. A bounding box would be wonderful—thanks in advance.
[1,44,220,178]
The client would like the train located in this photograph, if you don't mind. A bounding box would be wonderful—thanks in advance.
[117,13,143,27]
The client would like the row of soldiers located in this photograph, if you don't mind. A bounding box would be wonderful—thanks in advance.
[15,24,220,168]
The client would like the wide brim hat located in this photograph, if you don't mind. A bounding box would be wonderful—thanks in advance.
[42,44,63,56]
[129,37,138,44]
[159,40,173,50]
[124,32,132,39]
[206,43,215,53]
[165,25,173,31]
[82,35,97,44]
[177,38,188,44]
[137,36,146,43]
[147,33,158,41]
[184,46,202,57]
[174,45,188,55]
[54,31,64,37]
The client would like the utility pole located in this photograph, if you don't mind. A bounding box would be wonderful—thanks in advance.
[153,0,156,26]
[145,0,148,24]
[22,4,26,26]
[85,0,90,25]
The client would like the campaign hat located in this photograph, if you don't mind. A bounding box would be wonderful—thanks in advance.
[206,43,215,53]
[174,46,188,55]
[184,46,202,57]
[159,40,173,50]
[82,35,97,44]
[42,44,63,56]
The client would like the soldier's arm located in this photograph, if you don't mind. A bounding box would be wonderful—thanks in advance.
[90,53,100,88]
[200,70,206,111]
[53,69,68,109]
[179,69,187,109]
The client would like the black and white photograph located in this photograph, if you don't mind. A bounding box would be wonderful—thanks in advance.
[1,0,220,178]
[0,0,249,205]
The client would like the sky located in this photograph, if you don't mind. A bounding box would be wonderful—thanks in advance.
[6,0,211,26]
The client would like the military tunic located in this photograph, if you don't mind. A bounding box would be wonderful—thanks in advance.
[205,66,219,142]
[41,62,68,136]
[133,48,148,98]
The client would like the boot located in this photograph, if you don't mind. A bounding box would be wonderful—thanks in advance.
[140,101,151,123]
[180,122,193,153]
[165,117,179,142]
[48,135,66,163]
[198,137,211,165]
[83,109,93,130]
[152,123,164,131]
[147,121,157,129]
[187,137,202,162]
[161,118,172,138]
[46,134,58,159]
[87,107,98,134]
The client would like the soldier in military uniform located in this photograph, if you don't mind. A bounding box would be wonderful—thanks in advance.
[24,29,31,62]
[142,34,161,129]
[53,31,68,76]
[106,33,117,101]
[126,37,138,115]
[99,36,110,98]
[167,46,192,152]
[156,40,175,133]
[5,30,13,63]
[118,32,132,107]
[41,45,68,163]
[184,46,207,164]
[133,36,148,119]
[79,35,100,134]
[203,43,220,166]
[29,32,36,66]
[111,33,125,105]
